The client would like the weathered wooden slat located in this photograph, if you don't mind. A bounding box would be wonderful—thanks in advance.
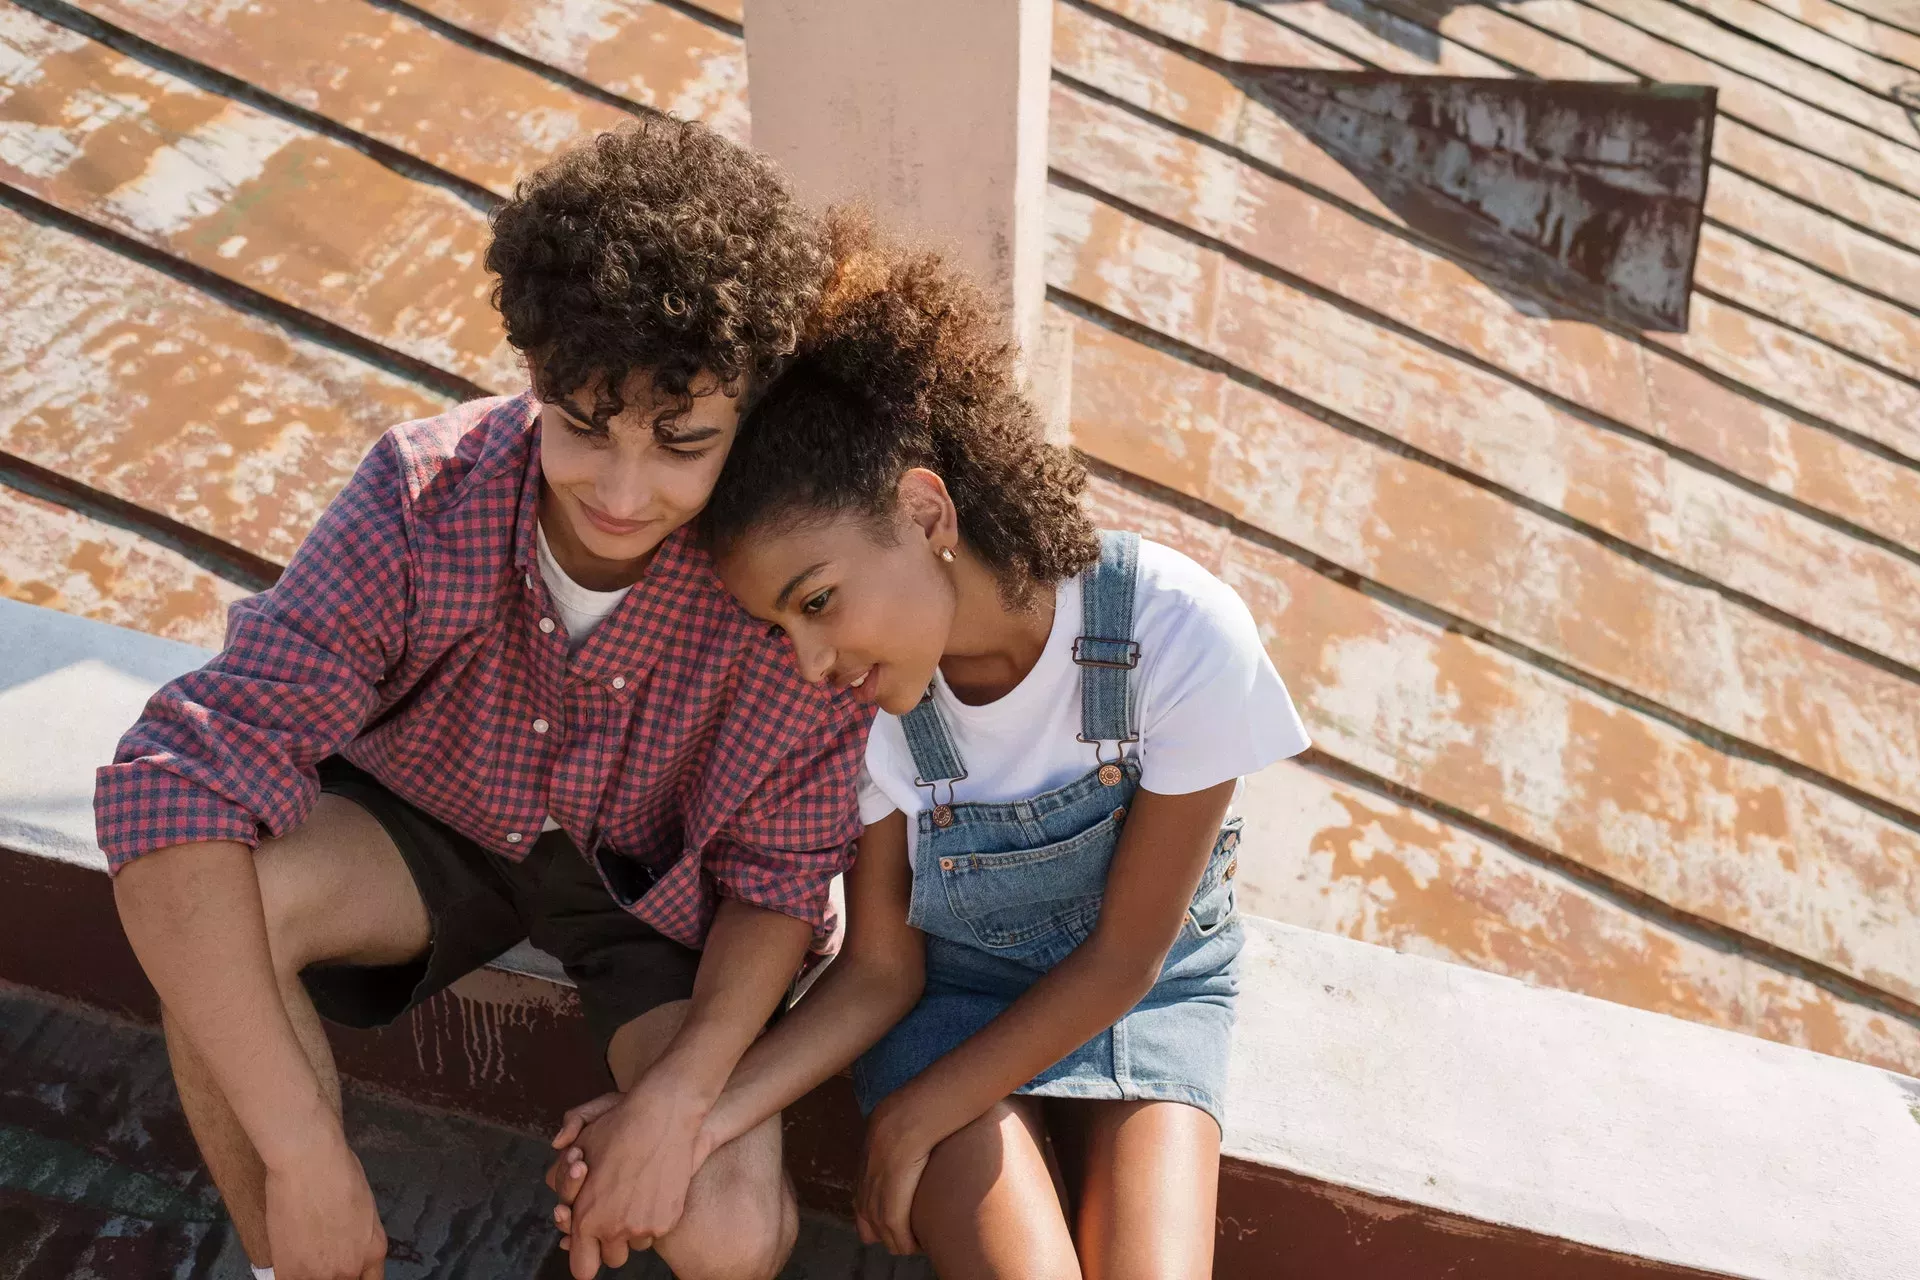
[1706,167,1920,321]
[0,486,244,648]
[1692,222,1920,383]
[1048,72,1920,562]
[1066,310,1920,827]
[0,204,447,565]
[68,0,631,197]
[0,7,519,393]
[1157,3,1920,414]
[1579,0,1920,139]
[1234,759,1920,1076]
[1078,474,1920,1009]
[1742,0,1920,72]
[1249,0,1512,74]
[1502,0,1920,202]
[1675,0,1920,86]
[401,0,748,141]
[1365,0,1920,252]
[1065,0,1357,69]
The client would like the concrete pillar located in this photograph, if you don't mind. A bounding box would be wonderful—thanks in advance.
[744,0,1069,432]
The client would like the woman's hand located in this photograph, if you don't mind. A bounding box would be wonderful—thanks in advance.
[856,1097,935,1256]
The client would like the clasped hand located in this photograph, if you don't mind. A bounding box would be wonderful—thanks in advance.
[546,1085,712,1278]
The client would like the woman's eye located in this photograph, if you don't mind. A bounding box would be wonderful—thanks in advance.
[801,589,833,616]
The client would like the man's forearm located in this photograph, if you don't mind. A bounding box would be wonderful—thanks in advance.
[643,898,814,1106]
[114,841,339,1165]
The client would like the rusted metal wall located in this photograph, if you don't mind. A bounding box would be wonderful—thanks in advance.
[3,0,1917,1171]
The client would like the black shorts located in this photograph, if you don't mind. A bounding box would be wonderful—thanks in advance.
[299,757,700,1055]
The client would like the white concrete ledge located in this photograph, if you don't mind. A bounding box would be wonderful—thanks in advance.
[6,599,1919,1278]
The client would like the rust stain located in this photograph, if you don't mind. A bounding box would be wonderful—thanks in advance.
[0,7,520,392]
[1227,68,1716,331]
[406,0,749,142]
[0,485,244,647]
[1503,0,1920,203]
[0,205,447,563]
[74,0,631,197]
[1381,0,1920,252]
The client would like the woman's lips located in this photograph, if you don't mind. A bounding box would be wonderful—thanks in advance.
[845,664,882,706]
[576,498,652,537]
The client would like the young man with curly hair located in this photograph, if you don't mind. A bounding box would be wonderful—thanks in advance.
[96,119,863,1280]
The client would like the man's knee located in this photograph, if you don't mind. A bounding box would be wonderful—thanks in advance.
[255,794,428,977]
[661,1169,799,1280]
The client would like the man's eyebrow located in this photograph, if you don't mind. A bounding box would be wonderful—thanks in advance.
[774,562,829,611]
[658,425,723,445]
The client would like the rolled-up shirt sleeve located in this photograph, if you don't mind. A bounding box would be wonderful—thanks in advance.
[704,699,868,939]
[93,437,414,871]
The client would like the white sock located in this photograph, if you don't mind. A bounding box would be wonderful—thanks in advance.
[251,1268,274,1280]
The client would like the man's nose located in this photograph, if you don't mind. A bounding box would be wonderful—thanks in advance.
[595,454,652,519]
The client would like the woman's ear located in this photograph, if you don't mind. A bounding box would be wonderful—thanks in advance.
[896,467,959,551]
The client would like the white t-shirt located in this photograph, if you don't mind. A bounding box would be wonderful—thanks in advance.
[858,539,1310,858]
[536,522,631,655]
[538,522,632,832]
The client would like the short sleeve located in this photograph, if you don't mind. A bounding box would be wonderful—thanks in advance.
[1136,568,1310,796]
[857,764,900,826]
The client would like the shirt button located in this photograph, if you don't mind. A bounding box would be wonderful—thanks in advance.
[525,572,534,590]
[538,617,556,634]
[506,832,523,844]
[611,676,626,690]
[533,717,550,734]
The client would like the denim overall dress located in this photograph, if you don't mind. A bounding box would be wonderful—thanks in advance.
[852,532,1246,1128]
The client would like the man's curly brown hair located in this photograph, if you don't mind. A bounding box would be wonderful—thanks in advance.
[703,214,1099,602]
[486,115,831,431]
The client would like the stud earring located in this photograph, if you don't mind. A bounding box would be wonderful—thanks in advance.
[938,547,956,563]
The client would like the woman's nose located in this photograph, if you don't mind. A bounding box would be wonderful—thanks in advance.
[792,636,835,686]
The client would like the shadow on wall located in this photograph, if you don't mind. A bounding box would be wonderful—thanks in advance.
[1229,66,1718,331]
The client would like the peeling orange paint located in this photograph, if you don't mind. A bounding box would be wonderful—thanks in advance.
[0,485,244,647]
[72,0,633,197]
[0,7,521,392]
[405,0,749,142]
[1084,477,1920,1008]
[0,205,447,563]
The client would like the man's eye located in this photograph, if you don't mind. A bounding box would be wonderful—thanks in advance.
[802,589,832,616]
[664,445,712,461]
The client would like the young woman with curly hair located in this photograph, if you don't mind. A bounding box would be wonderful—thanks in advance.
[101,117,866,1280]
[557,219,1312,1278]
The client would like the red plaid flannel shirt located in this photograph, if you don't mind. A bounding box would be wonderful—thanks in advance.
[94,394,867,948]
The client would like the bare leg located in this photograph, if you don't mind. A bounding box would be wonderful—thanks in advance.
[908,1097,1082,1280]
[163,794,431,1265]
[602,1002,799,1280]
[1050,1099,1220,1280]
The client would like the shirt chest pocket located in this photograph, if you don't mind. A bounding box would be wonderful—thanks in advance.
[936,808,1124,968]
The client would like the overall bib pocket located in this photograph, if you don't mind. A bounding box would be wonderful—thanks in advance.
[938,807,1124,965]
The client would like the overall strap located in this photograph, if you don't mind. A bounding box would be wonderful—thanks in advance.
[900,695,967,787]
[1074,530,1142,746]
